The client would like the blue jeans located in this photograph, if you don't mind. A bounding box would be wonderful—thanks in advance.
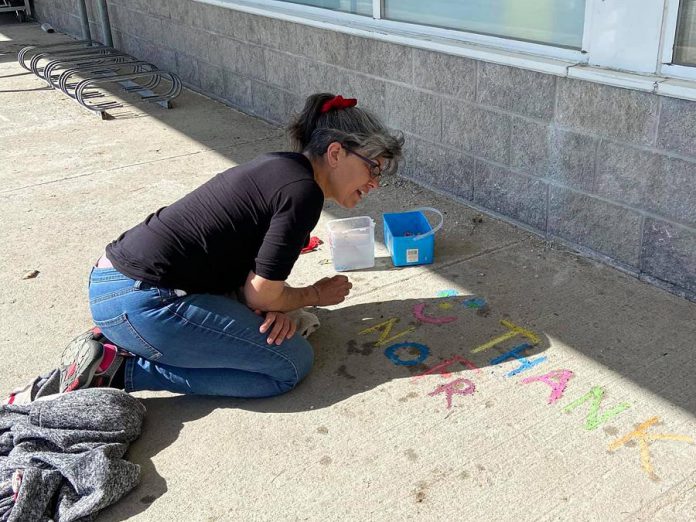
[88,267,314,397]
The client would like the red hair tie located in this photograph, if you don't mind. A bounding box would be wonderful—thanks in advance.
[320,95,357,114]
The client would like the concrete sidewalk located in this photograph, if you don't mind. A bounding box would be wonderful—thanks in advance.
[2,19,695,521]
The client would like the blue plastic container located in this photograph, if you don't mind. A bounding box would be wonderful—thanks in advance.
[383,207,444,267]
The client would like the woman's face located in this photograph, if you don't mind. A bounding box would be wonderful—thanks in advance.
[331,146,383,209]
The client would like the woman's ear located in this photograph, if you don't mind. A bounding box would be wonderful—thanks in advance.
[325,141,342,168]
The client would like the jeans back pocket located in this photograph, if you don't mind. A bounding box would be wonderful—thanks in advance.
[93,313,163,361]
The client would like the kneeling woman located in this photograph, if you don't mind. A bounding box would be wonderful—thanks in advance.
[60,93,403,398]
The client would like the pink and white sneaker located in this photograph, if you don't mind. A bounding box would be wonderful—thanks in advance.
[59,327,126,393]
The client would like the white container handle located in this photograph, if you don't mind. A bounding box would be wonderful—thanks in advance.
[411,207,444,241]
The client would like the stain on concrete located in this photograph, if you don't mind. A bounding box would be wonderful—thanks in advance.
[405,448,418,461]
[317,426,329,435]
[335,364,356,380]
[477,304,492,317]
[320,456,332,466]
[398,392,419,403]
[485,399,495,408]
[604,426,619,436]
[406,363,430,375]
[459,471,470,480]
[414,480,428,503]
[476,464,486,472]
[347,339,374,356]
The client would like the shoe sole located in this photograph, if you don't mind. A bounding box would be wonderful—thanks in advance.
[59,339,103,393]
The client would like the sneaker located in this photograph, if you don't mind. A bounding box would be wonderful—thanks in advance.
[59,327,125,392]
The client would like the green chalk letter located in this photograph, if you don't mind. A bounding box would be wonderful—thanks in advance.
[562,386,631,431]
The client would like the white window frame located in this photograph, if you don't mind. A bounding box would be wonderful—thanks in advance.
[660,0,696,81]
[198,0,696,98]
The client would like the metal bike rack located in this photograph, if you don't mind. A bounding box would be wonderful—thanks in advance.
[18,40,182,119]
[18,40,101,71]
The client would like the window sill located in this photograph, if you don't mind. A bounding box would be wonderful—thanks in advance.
[196,0,696,102]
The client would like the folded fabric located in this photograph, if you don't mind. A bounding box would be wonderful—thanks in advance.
[0,387,145,522]
[286,308,321,338]
[300,236,323,254]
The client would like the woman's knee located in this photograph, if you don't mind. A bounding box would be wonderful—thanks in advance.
[278,335,314,392]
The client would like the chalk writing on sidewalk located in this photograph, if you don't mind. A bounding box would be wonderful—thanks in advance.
[562,386,632,431]
[520,370,574,405]
[428,378,476,409]
[608,417,695,480]
[359,317,416,347]
[355,290,695,480]
[412,303,457,325]
[384,342,430,366]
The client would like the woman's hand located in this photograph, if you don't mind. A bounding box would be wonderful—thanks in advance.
[257,311,297,345]
[312,275,352,306]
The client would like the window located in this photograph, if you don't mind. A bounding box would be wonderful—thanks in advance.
[276,0,372,16]
[674,0,696,65]
[205,0,696,92]
[383,0,586,49]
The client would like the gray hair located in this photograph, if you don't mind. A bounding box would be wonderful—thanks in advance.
[287,93,404,176]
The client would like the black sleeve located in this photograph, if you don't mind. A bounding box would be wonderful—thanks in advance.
[254,181,323,281]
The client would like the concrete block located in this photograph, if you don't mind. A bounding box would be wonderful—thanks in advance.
[385,84,441,142]
[344,35,412,84]
[175,52,199,87]
[478,63,556,120]
[160,22,210,64]
[548,186,642,267]
[264,49,306,94]
[168,0,204,28]
[300,61,342,98]
[120,35,176,72]
[198,61,224,98]
[474,162,547,230]
[443,102,511,164]
[251,82,297,124]
[657,97,696,158]
[556,78,659,146]
[216,37,266,81]
[412,49,476,101]
[656,156,696,227]
[119,8,164,43]
[332,71,388,122]
[403,136,474,200]
[105,3,126,31]
[286,23,349,65]
[595,141,657,209]
[199,3,248,38]
[245,14,286,50]
[596,142,696,227]
[511,119,597,191]
[641,219,696,294]
[146,0,171,18]
[222,69,253,111]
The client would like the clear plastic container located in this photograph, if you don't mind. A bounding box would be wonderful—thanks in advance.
[326,216,375,272]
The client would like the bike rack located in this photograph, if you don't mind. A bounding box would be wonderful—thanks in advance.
[18,40,182,118]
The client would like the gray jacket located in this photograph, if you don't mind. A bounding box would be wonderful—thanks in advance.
[1,383,145,521]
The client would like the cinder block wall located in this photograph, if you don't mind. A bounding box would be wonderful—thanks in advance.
[32,0,696,301]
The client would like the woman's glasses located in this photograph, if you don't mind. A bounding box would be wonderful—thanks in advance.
[346,149,384,179]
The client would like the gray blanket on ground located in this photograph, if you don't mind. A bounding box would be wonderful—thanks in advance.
[0,384,146,521]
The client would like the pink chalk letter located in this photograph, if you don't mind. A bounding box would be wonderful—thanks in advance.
[413,303,457,325]
[412,355,481,381]
[428,378,476,409]
[521,369,574,404]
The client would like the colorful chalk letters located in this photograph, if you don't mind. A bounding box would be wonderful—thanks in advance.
[356,290,694,479]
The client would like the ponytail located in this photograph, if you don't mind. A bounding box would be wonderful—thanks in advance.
[287,92,404,175]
